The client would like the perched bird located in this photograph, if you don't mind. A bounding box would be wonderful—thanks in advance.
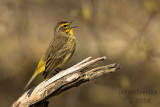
[24,21,77,89]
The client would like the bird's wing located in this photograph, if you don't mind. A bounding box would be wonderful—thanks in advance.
[42,36,72,78]
[24,36,68,89]
[43,47,71,78]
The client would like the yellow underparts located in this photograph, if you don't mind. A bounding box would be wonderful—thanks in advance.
[24,56,46,89]
[66,28,73,36]
[36,58,46,74]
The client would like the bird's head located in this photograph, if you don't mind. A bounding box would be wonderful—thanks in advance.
[54,21,77,36]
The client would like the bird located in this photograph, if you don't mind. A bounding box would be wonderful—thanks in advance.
[24,21,77,89]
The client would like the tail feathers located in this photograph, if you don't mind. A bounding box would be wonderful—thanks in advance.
[24,73,38,90]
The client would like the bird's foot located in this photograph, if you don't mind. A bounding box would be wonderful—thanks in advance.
[55,68,62,73]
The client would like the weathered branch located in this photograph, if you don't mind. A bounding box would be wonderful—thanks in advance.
[12,56,120,107]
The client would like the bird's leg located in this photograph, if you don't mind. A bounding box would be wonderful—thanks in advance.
[55,68,62,73]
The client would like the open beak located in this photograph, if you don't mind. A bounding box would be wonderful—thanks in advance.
[69,20,79,28]
[71,26,79,28]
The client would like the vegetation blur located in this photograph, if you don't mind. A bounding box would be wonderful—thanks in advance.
[0,0,160,107]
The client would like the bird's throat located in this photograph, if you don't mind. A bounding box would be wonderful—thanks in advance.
[66,28,73,36]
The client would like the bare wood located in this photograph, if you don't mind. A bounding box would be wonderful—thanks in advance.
[12,56,120,107]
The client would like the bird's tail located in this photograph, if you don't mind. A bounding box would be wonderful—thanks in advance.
[24,73,38,90]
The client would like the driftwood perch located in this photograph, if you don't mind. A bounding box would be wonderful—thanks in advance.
[12,56,120,107]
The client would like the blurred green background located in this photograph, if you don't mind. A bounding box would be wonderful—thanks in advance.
[0,0,160,107]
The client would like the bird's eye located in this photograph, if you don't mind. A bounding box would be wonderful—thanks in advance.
[63,25,67,27]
